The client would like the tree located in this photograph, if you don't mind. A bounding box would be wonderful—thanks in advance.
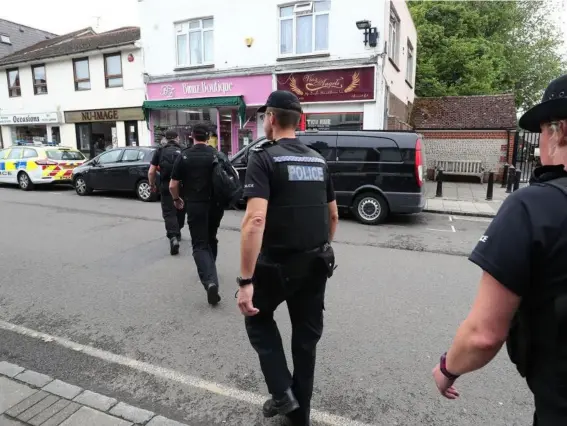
[408,1,566,111]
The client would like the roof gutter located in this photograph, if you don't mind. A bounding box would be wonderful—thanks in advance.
[0,41,140,69]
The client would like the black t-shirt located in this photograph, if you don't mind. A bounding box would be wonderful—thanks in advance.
[243,138,336,203]
[469,165,567,422]
[171,143,216,202]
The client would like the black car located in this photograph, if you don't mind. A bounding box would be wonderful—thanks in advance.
[230,130,426,225]
[72,147,159,202]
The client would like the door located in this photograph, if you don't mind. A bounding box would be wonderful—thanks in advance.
[115,149,143,190]
[89,149,124,189]
[4,148,23,184]
[125,121,139,147]
[0,149,9,183]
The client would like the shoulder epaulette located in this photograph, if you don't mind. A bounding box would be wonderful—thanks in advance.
[252,139,277,152]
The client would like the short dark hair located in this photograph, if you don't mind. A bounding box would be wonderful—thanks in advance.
[192,123,209,142]
[267,107,301,129]
[165,130,178,140]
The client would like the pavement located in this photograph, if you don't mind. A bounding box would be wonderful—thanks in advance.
[0,184,534,425]
[0,362,186,426]
[424,180,513,217]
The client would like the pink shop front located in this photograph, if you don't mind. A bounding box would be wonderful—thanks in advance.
[144,74,273,156]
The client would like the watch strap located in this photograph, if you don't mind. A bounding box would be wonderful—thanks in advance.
[440,353,460,381]
[237,277,253,287]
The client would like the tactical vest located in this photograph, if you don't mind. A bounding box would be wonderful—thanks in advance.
[181,144,215,202]
[261,141,330,254]
[158,142,181,181]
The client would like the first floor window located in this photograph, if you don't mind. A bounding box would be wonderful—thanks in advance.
[406,41,414,84]
[175,18,214,66]
[32,64,48,95]
[7,68,21,97]
[104,53,123,88]
[279,1,330,56]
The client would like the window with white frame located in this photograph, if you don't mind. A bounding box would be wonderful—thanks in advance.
[279,1,330,56]
[388,6,400,65]
[406,40,414,84]
[175,18,214,67]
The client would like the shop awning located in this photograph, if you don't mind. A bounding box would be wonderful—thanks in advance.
[143,96,247,127]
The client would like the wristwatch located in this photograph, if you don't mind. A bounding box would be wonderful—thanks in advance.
[236,277,253,287]
[440,352,460,381]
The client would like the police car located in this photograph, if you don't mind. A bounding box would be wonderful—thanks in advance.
[0,142,86,191]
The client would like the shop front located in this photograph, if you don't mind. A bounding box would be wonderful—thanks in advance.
[276,66,377,131]
[144,74,273,156]
[64,107,145,159]
[0,112,63,147]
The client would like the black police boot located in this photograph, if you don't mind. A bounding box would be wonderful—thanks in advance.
[169,237,180,256]
[262,388,300,418]
[206,283,221,306]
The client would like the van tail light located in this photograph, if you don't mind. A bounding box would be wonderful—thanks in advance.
[415,138,423,188]
[35,160,57,166]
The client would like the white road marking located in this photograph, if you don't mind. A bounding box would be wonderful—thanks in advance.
[0,319,373,426]
[448,215,453,222]
[451,225,456,233]
[450,215,492,223]
[426,228,454,233]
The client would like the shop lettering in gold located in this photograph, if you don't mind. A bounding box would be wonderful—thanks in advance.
[81,110,119,121]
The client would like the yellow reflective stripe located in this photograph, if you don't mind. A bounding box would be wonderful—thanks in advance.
[5,161,16,171]
[27,161,38,171]
[55,170,67,179]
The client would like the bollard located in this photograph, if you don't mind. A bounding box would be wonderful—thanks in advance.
[506,166,516,193]
[513,169,521,192]
[501,164,509,188]
[486,172,494,201]
[436,169,443,197]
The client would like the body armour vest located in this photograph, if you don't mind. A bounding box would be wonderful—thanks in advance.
[261,141,330,253]
[158,142,181,181]
[182,144,215,202]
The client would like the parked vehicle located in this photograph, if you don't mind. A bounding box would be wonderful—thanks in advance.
[230,130,426,225]
[72,147,159,202]
[0,143,86,191]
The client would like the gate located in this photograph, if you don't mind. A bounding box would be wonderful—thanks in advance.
[512,130,540,182]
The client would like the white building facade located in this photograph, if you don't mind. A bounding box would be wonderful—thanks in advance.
[139,0,416,156]
[0,28,149,158]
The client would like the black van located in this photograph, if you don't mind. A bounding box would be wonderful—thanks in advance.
[230,130,426,225]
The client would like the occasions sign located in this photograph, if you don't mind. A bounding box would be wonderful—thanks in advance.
[277,67,375,103]
[0,112,59,125]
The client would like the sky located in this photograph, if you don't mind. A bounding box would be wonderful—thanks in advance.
[1,0,566,50]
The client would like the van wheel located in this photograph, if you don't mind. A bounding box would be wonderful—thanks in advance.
[353,192,389,225]
[18,172,34,191]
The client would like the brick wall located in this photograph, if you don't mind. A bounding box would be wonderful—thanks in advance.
[389,92,410,123]
[420,130,511,181]
[387,116,412,131]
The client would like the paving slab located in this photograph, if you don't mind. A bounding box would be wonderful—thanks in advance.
[74,390,117,412]
[28,399,71,426]
[14,371,53,388]
[43,380,82,400]
[17,394,60,422]
[0,362,25,378]
[40,402,81,426]
[4,391,48,417]
[0,377,36,414]
[60,407,132,426]
[109,402,154,424]
[147,416,188,426]
[0,414,25,425]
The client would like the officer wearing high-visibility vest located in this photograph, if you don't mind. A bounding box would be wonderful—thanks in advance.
[237,90,339,426]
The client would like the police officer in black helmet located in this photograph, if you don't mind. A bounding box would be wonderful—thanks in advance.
[431,74,567,426]
[237,90,339,426]
[148,130,186,255]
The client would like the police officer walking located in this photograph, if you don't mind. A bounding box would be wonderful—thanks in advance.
[431,74,567,426]
[148,130,186,255]
[237,91,339,426]
[169,124,225,306]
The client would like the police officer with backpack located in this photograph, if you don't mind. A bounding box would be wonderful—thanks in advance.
[431,74,567,426]
[237,91,339,426]
[169,123,227,306]
[148,130,186,255]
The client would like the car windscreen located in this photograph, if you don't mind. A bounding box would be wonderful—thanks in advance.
[46,150,86,161]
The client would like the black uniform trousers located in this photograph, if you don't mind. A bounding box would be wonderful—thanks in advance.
[186,201,224,287]
[245,253,327,426]
[160,182,186,239]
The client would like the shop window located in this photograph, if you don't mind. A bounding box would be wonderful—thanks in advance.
[32,64,48,95]
[104,53,123,88]
[73,58,91,91]
[279,1,329,56]
[388,6,401,65]
[97,149,123,164]
[7,68,21,97]
[11,126,47,145]
[406,40,414,85]
[304,113,363,131]
[175,18,214,67]
[23,148,38,158]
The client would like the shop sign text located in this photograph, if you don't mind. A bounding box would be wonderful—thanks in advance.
[81,110,119,121]
[0,112,59,125]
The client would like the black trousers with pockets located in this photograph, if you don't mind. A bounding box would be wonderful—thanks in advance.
[245,253,327,426]
[186,201,224,288]
[160,184,186,239]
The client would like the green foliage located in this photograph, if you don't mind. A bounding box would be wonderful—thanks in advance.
[408,0,566,110]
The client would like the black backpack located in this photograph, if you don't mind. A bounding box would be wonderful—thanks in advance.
[211,152,243,209]
[158,144,182,181]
